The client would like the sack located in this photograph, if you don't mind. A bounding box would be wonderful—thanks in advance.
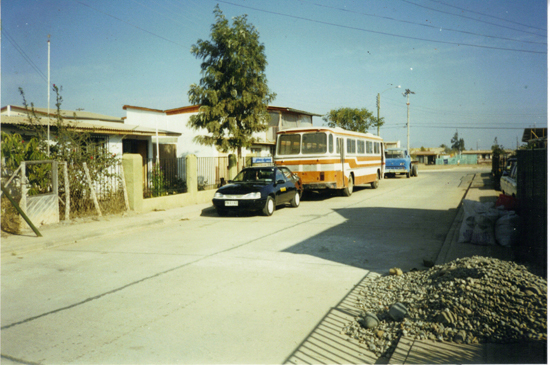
[459,200,497,243]
[470,210,499,245]
[495,212,520,247]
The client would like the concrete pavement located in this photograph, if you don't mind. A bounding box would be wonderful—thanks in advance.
[2,172,546,364]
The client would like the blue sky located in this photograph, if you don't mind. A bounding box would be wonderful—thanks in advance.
[2,0,547,150]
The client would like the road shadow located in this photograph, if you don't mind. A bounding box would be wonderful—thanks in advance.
[282,206,458,272]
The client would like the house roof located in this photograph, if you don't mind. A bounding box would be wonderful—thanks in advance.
[522,128,547,143]
[1,115,181,137]
[123,104,322,117]
[1,105,124,123]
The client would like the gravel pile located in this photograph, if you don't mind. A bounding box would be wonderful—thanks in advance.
[342,256,547,358]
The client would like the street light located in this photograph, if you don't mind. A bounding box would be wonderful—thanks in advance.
[376,84,400,136]
[403,89,415,153]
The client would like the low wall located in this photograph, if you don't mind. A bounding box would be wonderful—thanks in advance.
[122,154,218,213]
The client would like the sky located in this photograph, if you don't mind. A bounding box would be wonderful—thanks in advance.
[2,0,547,150]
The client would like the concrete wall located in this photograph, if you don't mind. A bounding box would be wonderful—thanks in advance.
[122,153,216,213]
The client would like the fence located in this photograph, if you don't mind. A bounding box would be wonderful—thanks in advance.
[144,158,187,198]
[516,148,547,269]
[197,156,230,190]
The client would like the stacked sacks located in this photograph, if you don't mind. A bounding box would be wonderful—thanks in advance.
[458,199,520,247]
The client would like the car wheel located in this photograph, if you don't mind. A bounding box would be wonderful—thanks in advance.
[371,180,379,189]
[263,196,275,216]
[342,175,354,196]
[406,171,410,178]
[290,191,300,207]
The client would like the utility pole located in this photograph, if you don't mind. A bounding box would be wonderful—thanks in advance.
[403,89,415,153]
[47,35,51,156]
[376,85,400,136]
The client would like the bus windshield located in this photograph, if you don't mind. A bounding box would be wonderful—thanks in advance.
[302,133,327,154]
[277,134,301,155]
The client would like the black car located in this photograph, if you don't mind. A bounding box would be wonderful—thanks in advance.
[212,166,303,216]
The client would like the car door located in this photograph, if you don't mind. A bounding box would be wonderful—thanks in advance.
[279,167,298,202]
[274,168,293,204]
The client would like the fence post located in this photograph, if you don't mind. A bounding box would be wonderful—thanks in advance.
[228,154,238,181]
[186,154,198,194]
[122,154,144,212]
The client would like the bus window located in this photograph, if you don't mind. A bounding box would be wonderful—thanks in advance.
[302,132,327,154]
[357,140,365,154]
[374,142,380,154]
[347,139,356,154]
[367,141,373,154]
[277,134,301,155]
[329,134,333,153]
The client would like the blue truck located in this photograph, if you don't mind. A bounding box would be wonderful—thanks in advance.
[384,147,418,178]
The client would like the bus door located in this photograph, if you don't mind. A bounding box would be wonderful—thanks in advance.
[337,137,345,188]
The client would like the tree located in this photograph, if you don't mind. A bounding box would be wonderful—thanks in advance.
[491,137,505,154]
[440,143,452,154]
[322,107,379,133]
[451,130,465,152]
[188,6,276,157]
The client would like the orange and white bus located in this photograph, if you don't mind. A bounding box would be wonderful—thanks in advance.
[273,127,384,196]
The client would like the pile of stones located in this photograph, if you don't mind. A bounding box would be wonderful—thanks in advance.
[341,256,547,358]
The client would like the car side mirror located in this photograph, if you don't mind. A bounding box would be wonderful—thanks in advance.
[501,171,509,177]
[276,179,285,185]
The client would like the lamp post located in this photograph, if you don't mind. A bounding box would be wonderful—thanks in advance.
[376,84,400,136]
[403,88,415,153]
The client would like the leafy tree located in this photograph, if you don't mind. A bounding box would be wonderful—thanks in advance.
[1,132,49,195]
[188,6,276,157]
[451,130,465,152]
[323,107,379,133]
[440,143,452,154]
[491,137,506,154]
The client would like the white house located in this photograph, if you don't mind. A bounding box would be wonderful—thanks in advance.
[122,104,322,159]
[1,105,181,164]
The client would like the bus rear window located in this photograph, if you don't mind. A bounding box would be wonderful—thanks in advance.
[302,133,327,154]
[277,134,301,155]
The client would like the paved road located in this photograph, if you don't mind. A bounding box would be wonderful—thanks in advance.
[1,168,477,364]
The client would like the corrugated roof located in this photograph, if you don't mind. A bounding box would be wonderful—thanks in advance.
[2,105,124,123]
[1,115,181,137]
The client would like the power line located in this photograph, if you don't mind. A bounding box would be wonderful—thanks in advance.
[301,0,546,46]
[426,0,547,32]
[400,0,546,38]
[217,1,545,54]
[3,29,48,82]
[74,1,186,48]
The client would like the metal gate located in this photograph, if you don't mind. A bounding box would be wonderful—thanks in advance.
[19,161,59,229]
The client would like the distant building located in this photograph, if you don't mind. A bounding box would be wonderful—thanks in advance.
[522,128,547,149]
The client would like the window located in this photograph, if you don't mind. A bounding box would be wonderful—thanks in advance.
[366,141,373,154]
[302,133,327,154]
[276,169,286,182]
[374,142,380,154]
[357,140,365,154]
[329,134,333,153]
[347,139,356,154]
[277,134,301,155]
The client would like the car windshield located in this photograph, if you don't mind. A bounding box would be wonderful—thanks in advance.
[233,168,274,183]
[385,150,405,158]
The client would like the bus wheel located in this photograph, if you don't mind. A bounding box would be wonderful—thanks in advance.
[343,175,354,196]
[371,175,380,189]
